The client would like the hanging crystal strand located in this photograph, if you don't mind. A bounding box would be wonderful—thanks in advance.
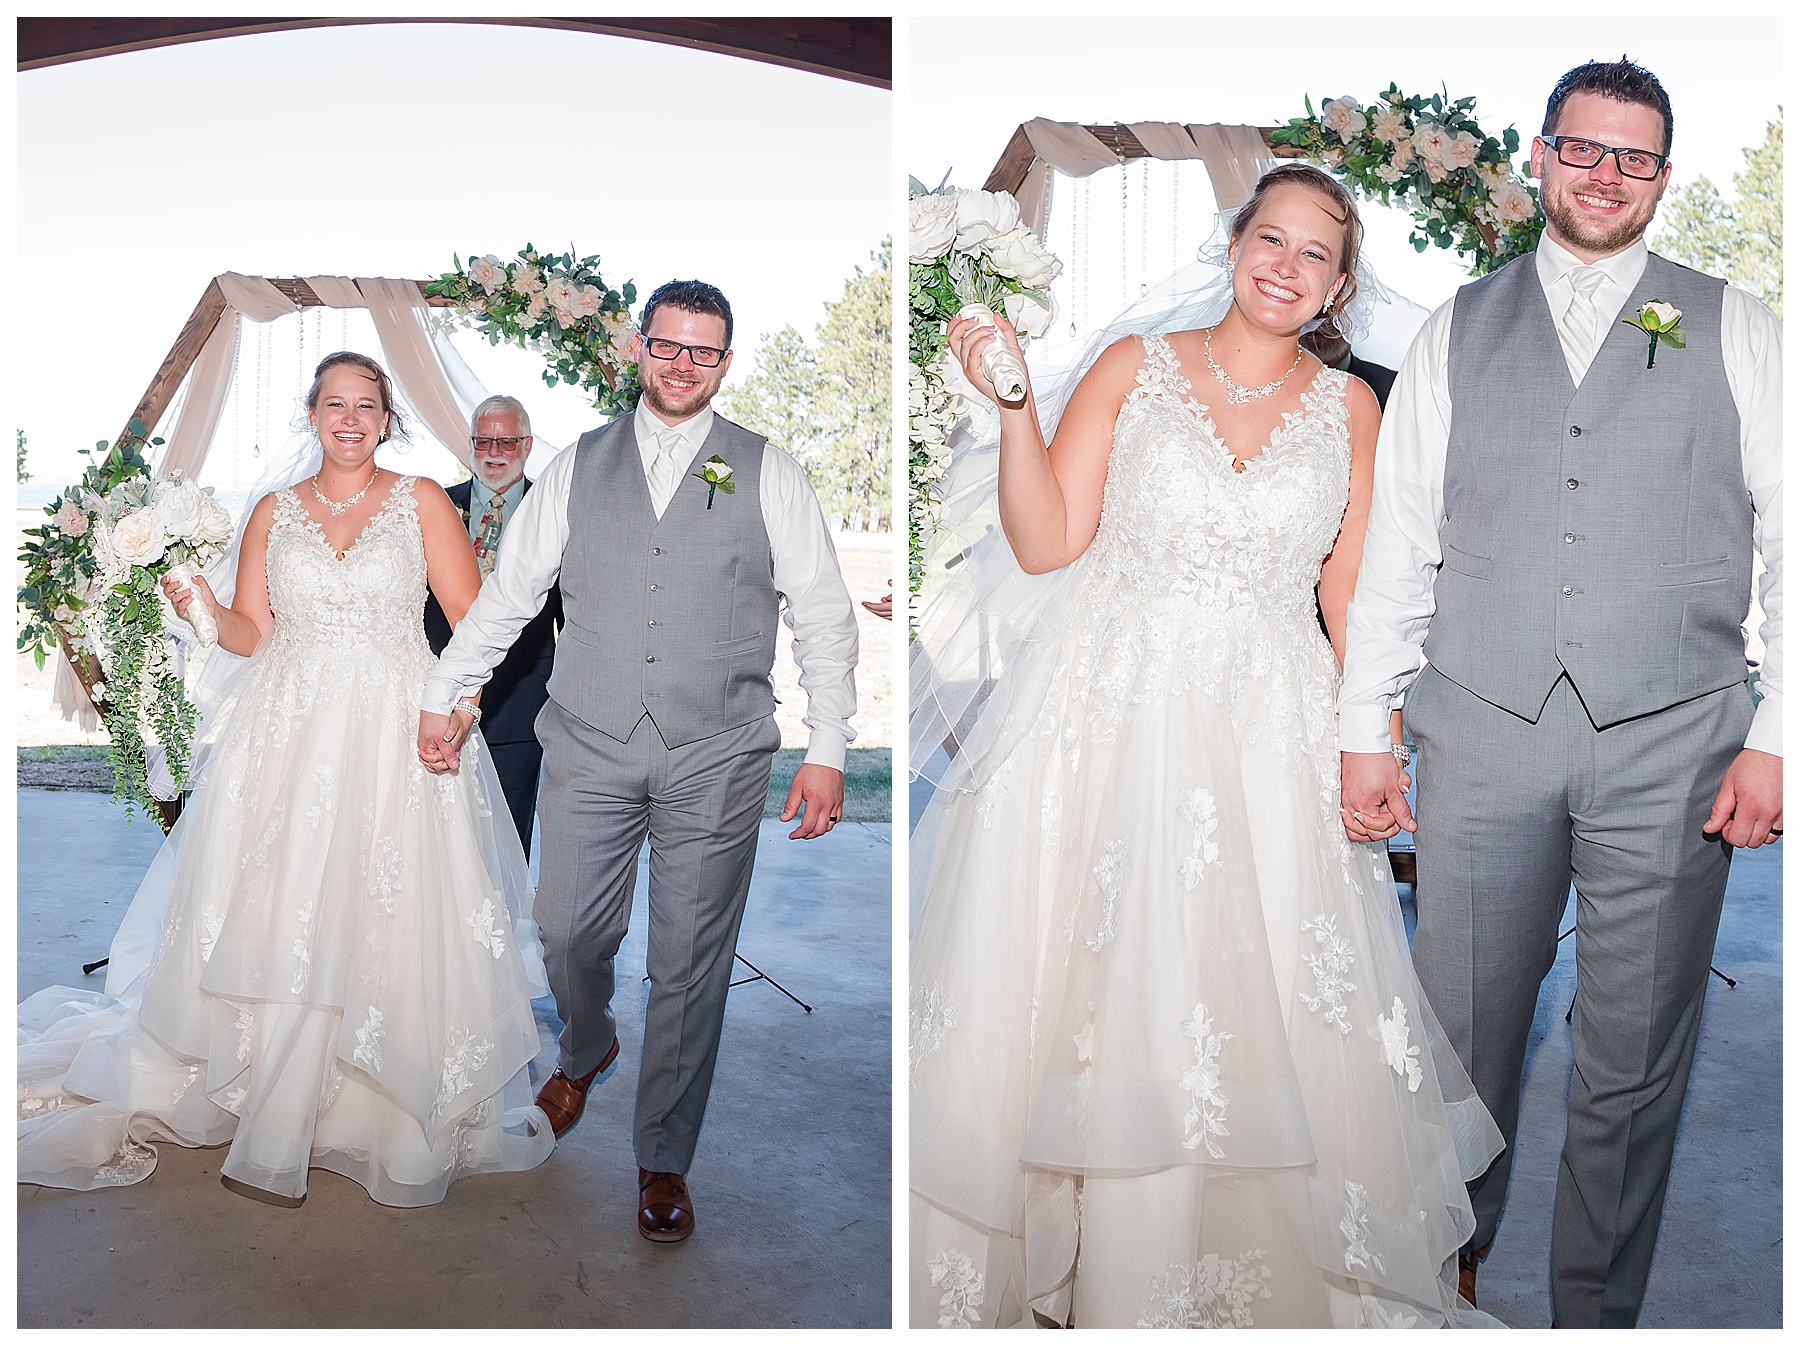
[1118,148,1129,316]
[1140,157,1150,295]
[1078,174,1090,339]
[1172,159,1181,275]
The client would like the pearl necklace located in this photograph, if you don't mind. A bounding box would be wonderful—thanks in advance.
[1203,326,1304,406]
[311,465,380,516]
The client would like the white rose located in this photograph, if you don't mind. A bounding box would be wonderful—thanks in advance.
[1321,97,1367,142]
[909,192,958,262]
[984,226,1062,289]
[512,263,545,297]
[1412,123,1450,165]
[53,604,75,624]
[197,495,235,547]
[153,474,206,542]
[953,189,1022,251]
[110,506,169,568]
[1442,130,1480,171]
[53,500,89,537]
[1371,108,1408,144]
[1001,288,1057,340]
[571,284,603,320]
[708,460,733,481]
[1391,139,1416,169]
[1374,162,1406,185]
[469,255,506,295]
[1489,178,1537,224]
[1642,300,1681,328]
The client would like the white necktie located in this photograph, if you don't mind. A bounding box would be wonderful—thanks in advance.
[648,428,682,515]
[1558,265,1609,384]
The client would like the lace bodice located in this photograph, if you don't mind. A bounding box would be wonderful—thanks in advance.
[264,476,431,663]
[1078,334,1352,623]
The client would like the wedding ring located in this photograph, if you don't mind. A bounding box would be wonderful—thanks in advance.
[1352,811,1365,823]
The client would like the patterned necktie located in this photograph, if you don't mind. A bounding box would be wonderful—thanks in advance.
[649,428,682,515]
[473,490,505,578]
[1558,265,1609,384]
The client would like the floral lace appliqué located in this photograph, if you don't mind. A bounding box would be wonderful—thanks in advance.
[467,897,507,959]
[1377,996,1423,1091]
[1299,914,1357,1034]
[1180,1002,1233,1158]
[928,1248,985,1328]
[1085,837,1129,951]
[1137,1250,1273,1328]
[1176,786,1223,889]
[1340,1179,1386,1276]
[354,1006,386,1072]
[909,983,956,1087]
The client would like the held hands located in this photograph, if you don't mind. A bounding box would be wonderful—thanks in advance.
[1704,747,1783,848]
[782,762,846,840]
[1340,751,1415,843]
[945,308,1028,407]
[416,706,478,774]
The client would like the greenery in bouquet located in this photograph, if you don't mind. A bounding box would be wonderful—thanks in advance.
[908,179,1062,616]
[1270,86,1543,275]
[17,420,234,820]
[426,245,641,419]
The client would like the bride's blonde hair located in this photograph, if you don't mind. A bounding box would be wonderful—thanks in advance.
[1229,163,1363,343]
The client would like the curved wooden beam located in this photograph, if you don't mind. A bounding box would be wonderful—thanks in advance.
[983,122,1301,196]
[16,17,891,88]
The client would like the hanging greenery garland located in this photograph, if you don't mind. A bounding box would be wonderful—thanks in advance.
[1271,86,1544,276]
[426,245,641,418]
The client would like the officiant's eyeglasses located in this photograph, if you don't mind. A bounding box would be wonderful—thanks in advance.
[471,436,527,450]
[643,338,729,367]
[1542,136,1667,180]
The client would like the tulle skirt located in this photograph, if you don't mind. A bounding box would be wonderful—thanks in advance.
[19,645,554,1207]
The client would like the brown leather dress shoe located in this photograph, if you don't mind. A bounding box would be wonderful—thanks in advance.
[534,1036,620,1138]
[638,1168,695,1243]
[1457,1237,1494,1308]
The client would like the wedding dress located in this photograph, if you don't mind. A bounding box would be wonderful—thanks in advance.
[19,476,554,1206]
[909,337,1504,1327]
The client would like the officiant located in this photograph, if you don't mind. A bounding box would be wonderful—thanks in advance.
[424,394,562,851]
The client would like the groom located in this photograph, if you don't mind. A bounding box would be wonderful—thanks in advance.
[419,279,859,1243]
[1340,60,1781,1327]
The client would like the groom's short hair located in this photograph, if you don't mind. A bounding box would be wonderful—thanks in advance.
[1544,58,1674,155]
[641,280,733,349]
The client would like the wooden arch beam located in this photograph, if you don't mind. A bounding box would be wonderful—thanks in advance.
[983,122,1302,196]
[16,17,892,89]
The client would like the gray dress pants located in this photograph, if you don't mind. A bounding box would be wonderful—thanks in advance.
[535,699,780,1174]
[1406,665,1751,1327]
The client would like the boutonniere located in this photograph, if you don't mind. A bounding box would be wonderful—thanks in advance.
[1621,300,1685,369]
[691,454,735,510]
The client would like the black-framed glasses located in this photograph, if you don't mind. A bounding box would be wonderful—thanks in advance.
[470,436,528,451]
[1542,135,1667,180]
[642,337,728,367]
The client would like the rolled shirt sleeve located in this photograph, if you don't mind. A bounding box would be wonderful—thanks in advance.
[1725,285,1782,756]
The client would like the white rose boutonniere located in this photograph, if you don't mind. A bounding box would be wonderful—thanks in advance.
[691,455,735,510]
[1622,300,1684,369]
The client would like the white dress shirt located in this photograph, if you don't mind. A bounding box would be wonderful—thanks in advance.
[1340,234,1783,756]
[424,399,860,770]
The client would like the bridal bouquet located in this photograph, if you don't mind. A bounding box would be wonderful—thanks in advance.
[908,180,1063,611]
[427,245,641,418]
[1271,85,1543,275]
[17,422,233,820]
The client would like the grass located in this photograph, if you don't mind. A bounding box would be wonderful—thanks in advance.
[19,745,110,763]
[765,747,890,822]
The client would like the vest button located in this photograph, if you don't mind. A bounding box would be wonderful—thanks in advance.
[645,655,656,664]
[1562,586,1574,597]
[1566,479,1579,490]
[1564,532,1576,544]
[652,547,663,556]
[1569,425,1582,437]
[649,583,658,592]
[647,619,656,627]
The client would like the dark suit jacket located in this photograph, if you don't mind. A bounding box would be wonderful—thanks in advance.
[1344,352,1398,411]
[424,476,562,745]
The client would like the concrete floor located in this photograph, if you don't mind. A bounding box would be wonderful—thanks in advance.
[17,789,893,1329]
[910,771,1782,1329]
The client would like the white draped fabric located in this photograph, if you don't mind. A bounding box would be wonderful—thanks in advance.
[1010,120,1279,238]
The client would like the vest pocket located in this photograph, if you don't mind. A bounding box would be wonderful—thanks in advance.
[1655,556,1734,586]
[1440,540,1495,581]
[710,632,765,658]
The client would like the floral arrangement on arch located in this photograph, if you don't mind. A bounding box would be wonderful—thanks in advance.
[1270,86,1544,275]
[17,422,234,820]
[426,245,641,419]
[907,180,1063,614]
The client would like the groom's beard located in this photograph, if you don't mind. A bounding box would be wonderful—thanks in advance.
[1541,177,1660,258]
[639,376,720,423]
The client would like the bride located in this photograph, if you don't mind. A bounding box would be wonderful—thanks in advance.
[18,352,554,1207]
[909,164,1503,1327]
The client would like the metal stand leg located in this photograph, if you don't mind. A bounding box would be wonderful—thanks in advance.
[727,954,813,1012]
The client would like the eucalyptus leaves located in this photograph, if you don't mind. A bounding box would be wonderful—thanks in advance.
[426,245,641,419]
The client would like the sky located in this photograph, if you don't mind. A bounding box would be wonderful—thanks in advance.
[15,22,891,503]
[908,17,1783,367]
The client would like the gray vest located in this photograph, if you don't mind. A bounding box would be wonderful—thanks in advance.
[1429,251,1751,728]
[548,414,778,747]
